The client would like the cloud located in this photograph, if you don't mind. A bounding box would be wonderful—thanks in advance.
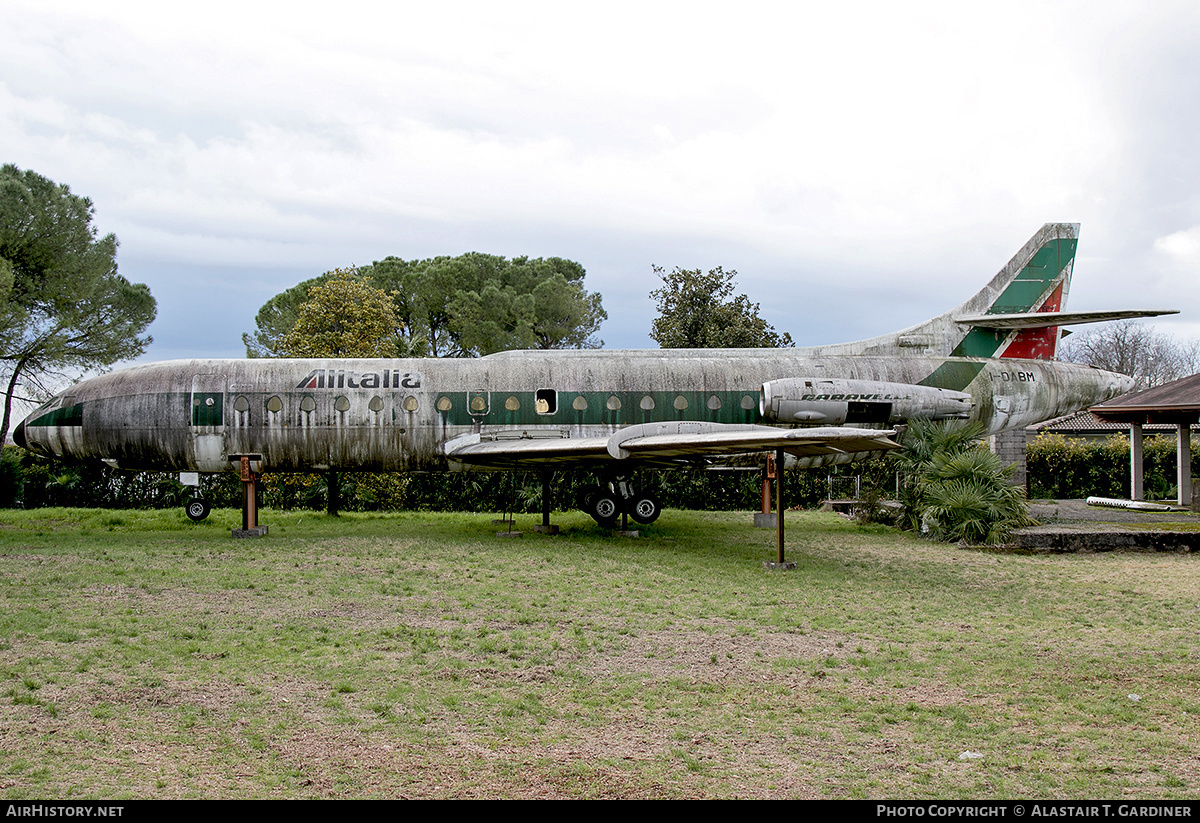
[3,0,1200,357]
[1154,227,1200,268]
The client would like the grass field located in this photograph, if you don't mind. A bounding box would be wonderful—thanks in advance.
[0,506,1197,799]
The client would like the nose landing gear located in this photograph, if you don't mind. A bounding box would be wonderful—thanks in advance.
[185,497,211,522]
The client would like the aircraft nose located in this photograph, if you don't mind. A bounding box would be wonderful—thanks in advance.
[12,420,26,450]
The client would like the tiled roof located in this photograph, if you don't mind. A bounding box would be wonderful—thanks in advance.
[1031,409,1200,435]
[1094,372,1200,412]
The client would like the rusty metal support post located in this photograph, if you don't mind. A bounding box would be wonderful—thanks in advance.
[241,456,257,530]
[232,455,267,538]
[532,470,559,535]
[754,455,778,529]
[761,453,773,514]
[776,449,785,565]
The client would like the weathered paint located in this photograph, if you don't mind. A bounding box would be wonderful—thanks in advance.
[14,223,1140,475]
[15,350,1131,473]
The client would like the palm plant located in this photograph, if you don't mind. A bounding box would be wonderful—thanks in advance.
[896,419,1034,545]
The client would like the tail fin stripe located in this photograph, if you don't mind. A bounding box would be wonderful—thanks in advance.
[950,237,1077,360]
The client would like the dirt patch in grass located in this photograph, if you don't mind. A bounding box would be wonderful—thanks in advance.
[3,509,1199,798]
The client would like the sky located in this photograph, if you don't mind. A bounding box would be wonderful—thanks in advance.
[3,0,1200,363]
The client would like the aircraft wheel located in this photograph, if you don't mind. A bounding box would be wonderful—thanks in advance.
[589,492,621,527]
[576,486,600,513]
[185,498,211,522]
[628,494,661,525]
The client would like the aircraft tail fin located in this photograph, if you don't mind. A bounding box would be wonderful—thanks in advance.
[945,222,1079,360]
[811,223,1081,361]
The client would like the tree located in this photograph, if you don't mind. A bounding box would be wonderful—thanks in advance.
[445,256,606,354]
[272,268,404,516]
[0,165,156,445]
[242,273,332,358]
[279,268,401,358]
[649,265,793,348]
[368,253,605,356]
[1059,320,1200,390]
[246,253,605,358]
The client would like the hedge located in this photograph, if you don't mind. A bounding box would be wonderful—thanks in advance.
[1026,432,1198,501]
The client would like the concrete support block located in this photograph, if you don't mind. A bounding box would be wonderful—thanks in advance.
[753,512,777,528]
[232,526,269,538]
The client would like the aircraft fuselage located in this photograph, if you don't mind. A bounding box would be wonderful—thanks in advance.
[15,349,1132,474]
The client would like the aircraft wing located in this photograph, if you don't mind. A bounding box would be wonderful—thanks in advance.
[443,422,901,470]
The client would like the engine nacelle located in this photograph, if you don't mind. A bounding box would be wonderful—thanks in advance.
[760,378,973,425]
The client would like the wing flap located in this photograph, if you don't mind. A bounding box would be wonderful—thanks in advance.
[444,422,899,469]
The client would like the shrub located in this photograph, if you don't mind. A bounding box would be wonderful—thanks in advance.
[896,420,1033,545]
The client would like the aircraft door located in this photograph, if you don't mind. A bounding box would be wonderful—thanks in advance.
[190,373,227,472]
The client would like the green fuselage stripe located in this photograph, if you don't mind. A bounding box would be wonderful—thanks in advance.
[26,404,83,428]
[918,361,986,393]
[435,390,763,427]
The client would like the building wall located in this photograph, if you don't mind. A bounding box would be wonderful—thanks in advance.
[991,429,1027,486]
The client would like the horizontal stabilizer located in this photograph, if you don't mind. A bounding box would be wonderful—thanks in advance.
[955,309,1178,330]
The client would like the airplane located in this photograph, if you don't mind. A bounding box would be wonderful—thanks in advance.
[13,223,1168,529]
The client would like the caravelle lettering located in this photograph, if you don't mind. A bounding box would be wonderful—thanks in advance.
[801,394,900,402]
[296,369,422,390]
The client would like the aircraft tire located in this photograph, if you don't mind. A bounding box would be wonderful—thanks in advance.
[185,498,211,522]
[577,486,600,513]
[628,494,661,525]
[589,492,621,527]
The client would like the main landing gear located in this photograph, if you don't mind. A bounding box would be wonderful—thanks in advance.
[577,476,661,528]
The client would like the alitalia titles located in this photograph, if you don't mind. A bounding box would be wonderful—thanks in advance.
[296,369,422,390]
